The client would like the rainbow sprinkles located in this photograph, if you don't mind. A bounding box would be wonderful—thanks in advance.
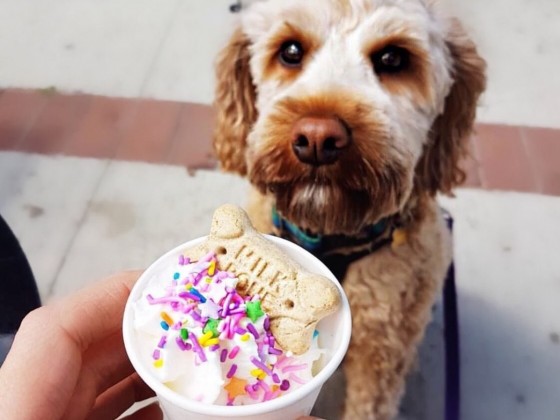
[135,250,323,406]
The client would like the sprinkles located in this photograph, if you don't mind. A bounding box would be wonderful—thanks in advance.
[143,250,317,405]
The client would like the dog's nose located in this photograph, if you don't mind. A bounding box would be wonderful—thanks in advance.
[291,117,350,165]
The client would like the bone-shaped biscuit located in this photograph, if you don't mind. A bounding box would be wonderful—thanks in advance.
[183,204,340,355]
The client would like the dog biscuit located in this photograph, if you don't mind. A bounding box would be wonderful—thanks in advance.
[183,204,340,355]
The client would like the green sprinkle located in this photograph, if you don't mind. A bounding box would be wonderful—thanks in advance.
[173,272,180,280]
[180,328,189,340]
[203,318,219,338]
[246,301,264,323]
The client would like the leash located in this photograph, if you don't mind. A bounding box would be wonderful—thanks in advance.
[443,212,460,420]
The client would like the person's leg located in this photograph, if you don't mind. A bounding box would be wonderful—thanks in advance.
[0,214,41,364]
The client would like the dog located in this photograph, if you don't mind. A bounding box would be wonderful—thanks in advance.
[212,0,486,418]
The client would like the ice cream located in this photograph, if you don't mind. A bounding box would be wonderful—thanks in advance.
[132,250,324,406]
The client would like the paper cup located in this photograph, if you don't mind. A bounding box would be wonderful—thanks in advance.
[123,235,352,420]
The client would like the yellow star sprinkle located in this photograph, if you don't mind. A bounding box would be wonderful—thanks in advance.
[240,333,250,342]
[153,359,163,368]
[224,377,247,399]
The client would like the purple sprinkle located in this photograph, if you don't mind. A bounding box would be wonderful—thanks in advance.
[222,293,233,317]
[178,255,185,265]
[272,373,281,384]
[268,347,282,355]
[226,364,238,379]
[282,363,307,373]
[148,295,186,306]
[252,383,259,392]
[264,317,270,331]
[152,349,160,360]
[280,380,290,391]
[250,356,273,376]
[229,346,240,359]
[190,332,207,363]
[259,380,271,393]
[245,384,258,400]
[228,307,245,315]
[235,327,247,335]
[179,291,202,302]
[209,344,220,352]
[268,335,275,347]
[247,323,259,339]
[158,336,167,349]
[183,303,196,314]
[193,271,205,286]
[176,337,188,351]
[220,349,228,363]
[191,311,201,321]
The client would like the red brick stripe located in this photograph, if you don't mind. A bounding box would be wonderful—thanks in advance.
[0,88,558,196]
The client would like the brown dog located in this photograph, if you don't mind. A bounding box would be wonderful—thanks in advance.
[212,0,486,418]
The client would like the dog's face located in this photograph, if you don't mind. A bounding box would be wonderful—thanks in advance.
[214,0,486,234]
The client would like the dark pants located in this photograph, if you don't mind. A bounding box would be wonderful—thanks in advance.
[0,214,41,363]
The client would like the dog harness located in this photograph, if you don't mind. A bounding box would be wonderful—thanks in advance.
[271,206,399,280]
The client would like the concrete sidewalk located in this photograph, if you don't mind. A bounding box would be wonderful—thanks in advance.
[0,0,558,128]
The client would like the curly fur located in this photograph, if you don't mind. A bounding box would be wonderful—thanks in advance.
[213,1,486,418]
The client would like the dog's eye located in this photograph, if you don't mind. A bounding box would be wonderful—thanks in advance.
[279,41,304,67]
[371,46,409,74]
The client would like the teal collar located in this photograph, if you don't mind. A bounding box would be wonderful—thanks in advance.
[271,206,393,253]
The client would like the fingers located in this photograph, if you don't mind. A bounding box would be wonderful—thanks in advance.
[0,271,141,418]
[62,332,135,419]
[87,373,156,420]
[55,271,142,351]
[121,402,163,420]
[0,306,83,418]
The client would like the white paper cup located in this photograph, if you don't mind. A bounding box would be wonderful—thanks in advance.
[123,235,351,420]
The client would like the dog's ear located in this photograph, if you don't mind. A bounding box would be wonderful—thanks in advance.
[416,19,486,195]
[213,27,257,176]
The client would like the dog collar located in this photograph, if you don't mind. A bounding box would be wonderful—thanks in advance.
[271,206,397,280]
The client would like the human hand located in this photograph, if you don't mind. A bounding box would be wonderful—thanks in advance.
[0,271,160,420]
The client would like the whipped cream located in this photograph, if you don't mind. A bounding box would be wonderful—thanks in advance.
[132,251,323,405]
